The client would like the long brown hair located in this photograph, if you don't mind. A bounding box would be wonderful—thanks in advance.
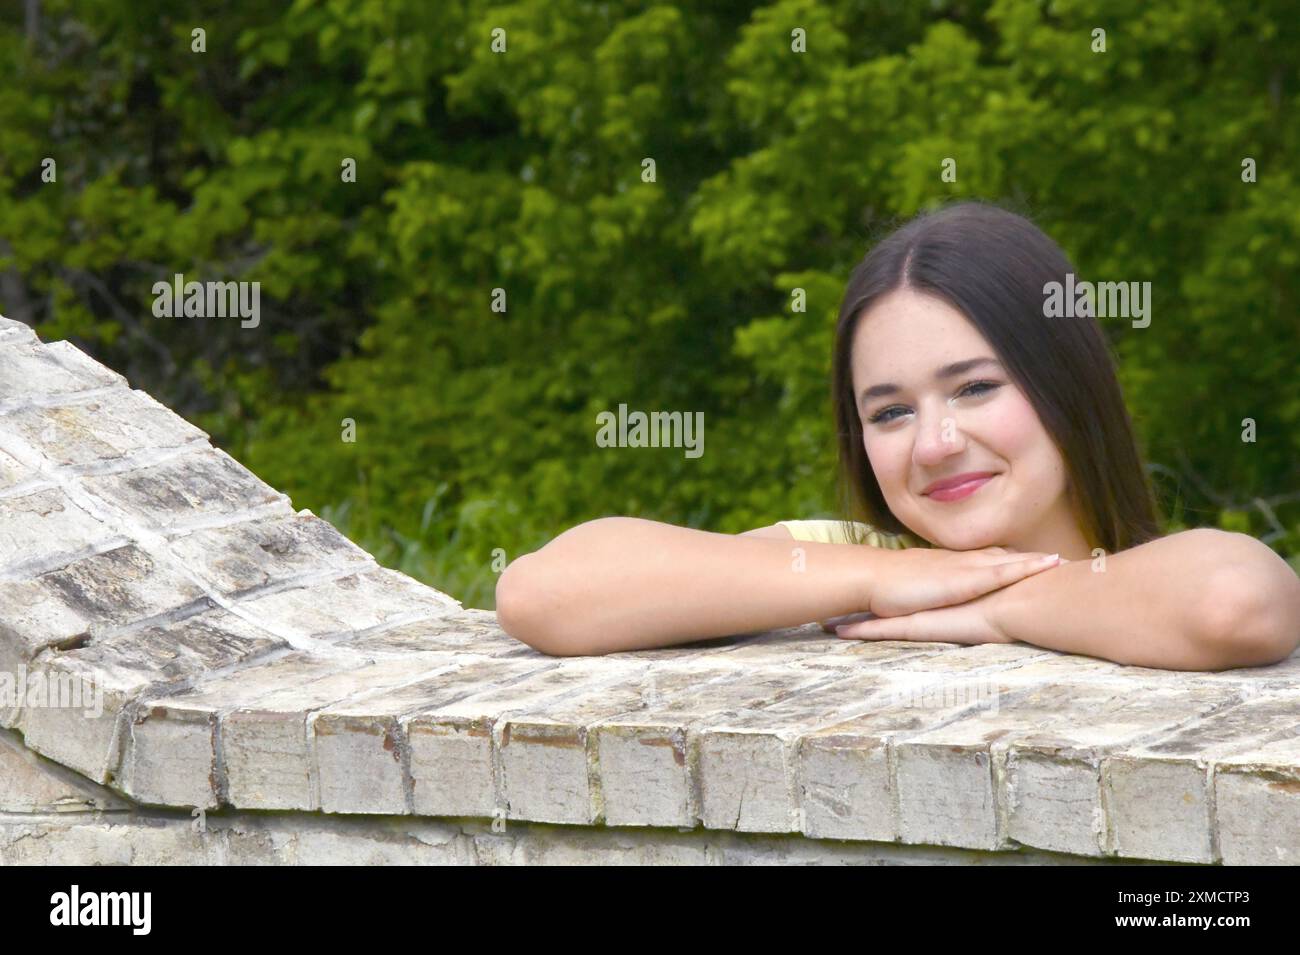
[831,200,1162,554]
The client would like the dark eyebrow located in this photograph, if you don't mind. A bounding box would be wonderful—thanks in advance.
[858,357,1003,407]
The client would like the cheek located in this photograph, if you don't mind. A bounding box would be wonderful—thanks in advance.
[862,432,910,491]
[987,396,1041,455]
[989,394,1066,482]
[982,389,1045,452]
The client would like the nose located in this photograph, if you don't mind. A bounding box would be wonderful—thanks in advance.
[912,410,966,469]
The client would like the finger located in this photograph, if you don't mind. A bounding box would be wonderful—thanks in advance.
[944,553,1060,605]
[981,551,1054,565]
[978,546,1039,557]
[988,552,1062,581]
[837,616,913,640]
[819,611,874,632]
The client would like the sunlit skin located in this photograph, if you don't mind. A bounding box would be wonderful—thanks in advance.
[831,286,1300,669]
[502,285,1300,669]
[852,287,1096,561]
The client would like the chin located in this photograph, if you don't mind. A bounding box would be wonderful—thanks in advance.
[928,526,1003,552]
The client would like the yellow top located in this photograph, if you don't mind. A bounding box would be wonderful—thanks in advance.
[776,519,924,549]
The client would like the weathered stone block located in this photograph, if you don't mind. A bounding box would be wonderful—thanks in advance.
[167,510,374,597]
[586,662,796,828]
[40,543,209,627]
[0,314,36,345]
[589,664,871,831]
[349,606,537,658]
[118,703,221,809]
[396,658,648,821]
[41,340,130,390]
[892,683,1105,851]
[0,543,210,664]
[18,608,287,792]
[121,650,380,808]
[0,486,116,575]
[1197,648,1300,689]
[799,672,1012,844]
[1,388,207,472]
[0,726,133,812]
[15,654,147,784]
[1215,734,1300,865]
[1107,691,1300,863]
[0,340,125,406]
[310,656,566,816]
[1001,683,1244,857]
[881,643,1061,677]
[221,653,515,811]
[282,819,469,864]
[0,446,39,494]
[492,661,756,826]
[63,607,289,683]
[235,567,461,644]
[79,446,292,534]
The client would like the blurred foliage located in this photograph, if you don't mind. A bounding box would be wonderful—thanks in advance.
[2,0,1298,608]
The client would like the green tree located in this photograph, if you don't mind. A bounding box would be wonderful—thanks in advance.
[3,0,1297,610]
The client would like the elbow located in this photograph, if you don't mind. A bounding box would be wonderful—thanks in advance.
[494,554,593,657]
[1194,554,1300,671]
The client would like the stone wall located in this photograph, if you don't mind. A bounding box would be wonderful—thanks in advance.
[1,313,1297,865]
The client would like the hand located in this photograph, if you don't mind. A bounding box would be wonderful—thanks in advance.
[859,546,1063,618]
[819,611,873,633]
[833,588,1011,646]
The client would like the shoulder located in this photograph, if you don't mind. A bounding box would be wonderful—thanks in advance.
[776,519,919,548]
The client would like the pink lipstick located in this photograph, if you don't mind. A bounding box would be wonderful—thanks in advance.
[923,472,997,502]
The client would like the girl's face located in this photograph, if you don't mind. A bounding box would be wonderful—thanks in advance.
[851,287,1092,558]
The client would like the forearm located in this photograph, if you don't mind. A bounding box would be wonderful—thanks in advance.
[498,517,876,654]
[986,530,1233,670]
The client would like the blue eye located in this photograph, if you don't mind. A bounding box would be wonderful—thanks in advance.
[961,380,999,398]
[868,406,905,424]
[867,380,1002,425]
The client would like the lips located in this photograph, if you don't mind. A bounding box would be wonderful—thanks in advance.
[922,471,998,498]
[923,471,998,495]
